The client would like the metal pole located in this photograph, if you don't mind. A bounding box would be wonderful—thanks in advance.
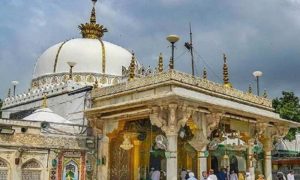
[171,42,175,69]
[69,66,73,79]
[257,76,260,96]
[189,23,195,76]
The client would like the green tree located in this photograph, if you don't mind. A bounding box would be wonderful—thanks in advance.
[273,91,300,140]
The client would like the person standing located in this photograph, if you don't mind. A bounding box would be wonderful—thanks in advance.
[201,171,208,180]
[188,172,198,180]
[229,170,238,180]
[151,169,160,180]
[207,169,218,180]
[218,168,227,180]
[287,171,295,180]
[181,168,188,180]
[245,172,251,180]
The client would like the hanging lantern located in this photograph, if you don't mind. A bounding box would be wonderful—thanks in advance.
[51,159,57,167]
[221,153,230,167]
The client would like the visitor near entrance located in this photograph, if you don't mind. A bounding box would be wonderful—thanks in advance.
[287,171,295,180]
[181,168,188,180]
[151,169,161,180]
[208,169,218,180]
[201,171,208,180]
[188,172,198,180]
[229,170,238,180]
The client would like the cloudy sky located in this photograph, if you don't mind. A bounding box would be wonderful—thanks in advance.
[1,0,300,99]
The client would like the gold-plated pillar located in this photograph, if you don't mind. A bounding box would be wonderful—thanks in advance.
[133,140,141,180]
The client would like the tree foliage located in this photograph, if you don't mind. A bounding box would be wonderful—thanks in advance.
[273,91,300,140]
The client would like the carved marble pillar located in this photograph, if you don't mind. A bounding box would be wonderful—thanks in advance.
[150,103,194,180]
[247,139,255,180]
[198,147,208,179]
[262,138,273,180]
[166,132,178,180]
[99,135,109,180]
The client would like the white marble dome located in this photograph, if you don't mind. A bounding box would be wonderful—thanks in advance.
[23,108,72,124]
[33,38,132,79]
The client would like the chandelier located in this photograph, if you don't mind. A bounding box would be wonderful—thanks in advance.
[120,134,133,150]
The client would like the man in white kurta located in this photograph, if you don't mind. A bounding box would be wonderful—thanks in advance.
[151,169,160,180]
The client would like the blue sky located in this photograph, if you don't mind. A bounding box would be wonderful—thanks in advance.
[1,0,300,99]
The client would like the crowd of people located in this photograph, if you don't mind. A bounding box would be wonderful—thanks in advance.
[147,167,296,180]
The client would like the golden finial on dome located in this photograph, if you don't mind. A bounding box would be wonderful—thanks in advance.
[158,53,164,73]
[78,0,108,39]
[128,52,136,81]
[42,94,48,108]
[203,67,207,79]
[223,53,232,88]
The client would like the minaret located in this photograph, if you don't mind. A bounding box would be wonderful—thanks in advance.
[78,0,108,39]
[248,84,252,94]
[158,53,164,73]
[223,53,232,88]
[129,52,136,81]
[203,67,207,79]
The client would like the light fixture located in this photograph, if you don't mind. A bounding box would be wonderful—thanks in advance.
[252,70,263,96]
[120,134,133,150]
[67,61,77,80]
[166,34,180,69]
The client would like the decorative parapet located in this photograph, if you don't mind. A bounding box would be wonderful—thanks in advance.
[92,70,273,110]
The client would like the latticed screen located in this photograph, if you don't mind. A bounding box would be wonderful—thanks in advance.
[0,170,8,180]
[21,170,41,180]
[22,160,41,180]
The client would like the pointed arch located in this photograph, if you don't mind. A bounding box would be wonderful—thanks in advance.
[0,157,10,180]
[22,158,42,180]
[63,159,80,180]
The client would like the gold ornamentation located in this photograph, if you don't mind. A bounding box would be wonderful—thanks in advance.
[98,39,106,73]
[0,134,85,150]
[78,1,107,39]
[93,70,273,109]
[53,40,69,73]
[42,94,47,108]
[128,52,136,81]
[223,53,232,88]
[157,53,163,73]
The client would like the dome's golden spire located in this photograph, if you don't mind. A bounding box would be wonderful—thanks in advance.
[158,53,164,73]
[78,0,108,39]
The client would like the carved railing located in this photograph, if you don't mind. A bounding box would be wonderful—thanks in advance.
[92,70,273,109]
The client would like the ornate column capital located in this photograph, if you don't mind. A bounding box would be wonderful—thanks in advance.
[205,112,222,137]
[149,103,194,135]
[270,124,290,140]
